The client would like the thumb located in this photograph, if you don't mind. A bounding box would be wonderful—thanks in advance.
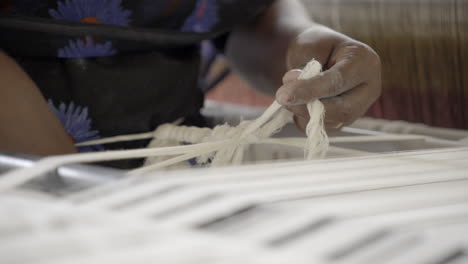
[276,69,302,104]
[282,69,302,84]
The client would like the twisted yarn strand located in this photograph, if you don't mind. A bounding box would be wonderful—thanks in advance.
[0,60,329,192]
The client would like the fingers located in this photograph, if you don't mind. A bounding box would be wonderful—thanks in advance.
[290,82,380,132]
[282,70,302,84]
[293,115,309,132]
[291,108,345,132]
[278,35,381,133]
[285,104,309,120]
[323,82,379,127]
[277,58,359,105]
[277,43,378,106]
[278,70,303,103]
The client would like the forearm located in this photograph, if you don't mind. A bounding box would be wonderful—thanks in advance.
[0,50,76,156]
[225,0,314,94]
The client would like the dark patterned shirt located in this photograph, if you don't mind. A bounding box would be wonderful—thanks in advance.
[0,0,274,161]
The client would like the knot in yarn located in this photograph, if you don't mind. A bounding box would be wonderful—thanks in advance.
[149,104,294,167]
[144,59,328,168]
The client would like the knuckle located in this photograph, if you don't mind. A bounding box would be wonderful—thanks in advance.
[361,47,382,102]
[352,42,381,69]
[359,43,381,69]
[368,50,382,70]
[342,42,370,60]
[353,42,369,56]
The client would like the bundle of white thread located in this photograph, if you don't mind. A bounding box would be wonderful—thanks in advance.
[143,59,329,168]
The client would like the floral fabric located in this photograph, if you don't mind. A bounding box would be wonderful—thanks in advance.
[0,0,275,158]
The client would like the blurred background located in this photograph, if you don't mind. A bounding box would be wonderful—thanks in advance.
[205,0,468,130]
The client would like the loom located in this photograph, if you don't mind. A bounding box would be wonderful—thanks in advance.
[1,112,468,263]
[2,0,468,263]
[303,0,468,129]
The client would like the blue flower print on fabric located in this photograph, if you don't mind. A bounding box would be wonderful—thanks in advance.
[49,0,130,58]
[48,100,104,152]
[181,0,219,33]
[201,40,216,60]
[57,36,116,58]
[49,0,132,26]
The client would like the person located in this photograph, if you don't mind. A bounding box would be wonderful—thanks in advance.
[0,0,381,167]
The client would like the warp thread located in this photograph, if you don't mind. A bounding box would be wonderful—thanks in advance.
[141,59,328,169]
[0,59,329,193]
[74,59,329,171]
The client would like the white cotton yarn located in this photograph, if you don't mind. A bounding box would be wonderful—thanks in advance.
[144,101,294,169]
[75,59,329,170]
[0,60,330,192]
[142,59,328,168]
[297,60,329,159]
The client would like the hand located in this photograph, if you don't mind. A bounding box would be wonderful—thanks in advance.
[276,25,381,131]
